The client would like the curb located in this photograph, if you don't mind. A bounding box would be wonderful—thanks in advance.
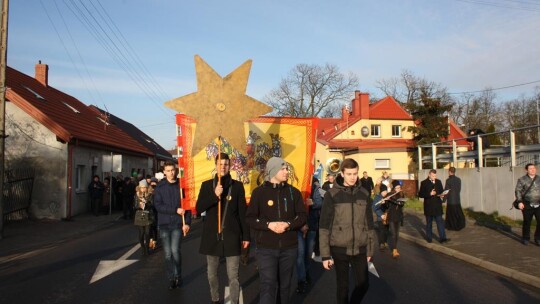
[400,232,540,290]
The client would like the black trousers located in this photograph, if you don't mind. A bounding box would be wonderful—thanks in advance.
[522,207,540,241]
[331,247,369,304]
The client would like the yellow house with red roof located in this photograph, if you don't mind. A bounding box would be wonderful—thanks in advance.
[316,91,467,185]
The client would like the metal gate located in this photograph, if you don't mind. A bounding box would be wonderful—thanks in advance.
[3,168,35,221]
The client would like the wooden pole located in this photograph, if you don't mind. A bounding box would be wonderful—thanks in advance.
[217,136,222,235]
[0,0,10,239]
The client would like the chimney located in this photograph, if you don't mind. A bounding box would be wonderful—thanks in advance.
[35,60,49,86]
[341,105,350,120]
[352,90,369,119]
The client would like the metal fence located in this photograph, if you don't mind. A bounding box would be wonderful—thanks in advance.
[418,125,540,169]
[3,168,35,221]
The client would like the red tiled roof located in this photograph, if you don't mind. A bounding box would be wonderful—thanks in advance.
[6,66,152,156]
[446,120,469,146]
[369,96,412,120]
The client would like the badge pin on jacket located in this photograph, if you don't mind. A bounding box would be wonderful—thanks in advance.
[267,200,274,206]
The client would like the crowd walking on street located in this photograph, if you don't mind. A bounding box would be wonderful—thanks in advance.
[77,156,540,304]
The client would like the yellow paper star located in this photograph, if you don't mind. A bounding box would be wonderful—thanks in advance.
[165,55,273,154]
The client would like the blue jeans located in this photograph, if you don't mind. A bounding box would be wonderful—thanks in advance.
[160,227,183,280]
[297,231,316,282]
[425,215,446,241]
[256,247,297,304]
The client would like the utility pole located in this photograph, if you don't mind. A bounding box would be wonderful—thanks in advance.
[0,0,9,239]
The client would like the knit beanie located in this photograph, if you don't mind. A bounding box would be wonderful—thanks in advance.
[265,157,287,181]
[139,180,148,187]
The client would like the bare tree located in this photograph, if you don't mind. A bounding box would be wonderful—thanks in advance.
[264,63,359,117]
[451,88,502,133]
[375,70,452,107]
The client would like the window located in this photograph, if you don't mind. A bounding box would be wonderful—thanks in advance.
[392,125,402,137]
[371,125,381,137]
[76,165,85,192]
[62,101,80,113]
[177,125,183,136]
[375,159,390,169]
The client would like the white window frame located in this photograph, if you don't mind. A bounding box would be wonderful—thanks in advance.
[374,159,390,169]
[392,125,402,138]
[371,125,381,137]
[75,165,86,192]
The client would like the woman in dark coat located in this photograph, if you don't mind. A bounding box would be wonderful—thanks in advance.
[444,167,466,231]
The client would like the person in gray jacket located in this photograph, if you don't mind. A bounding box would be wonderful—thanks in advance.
[319,158,375,304]
[514,163,540,246]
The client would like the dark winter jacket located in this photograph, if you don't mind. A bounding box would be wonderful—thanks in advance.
[385,191,405,223]
[307,183,323,231]
[444,175,462,206]
[154,179,191,229]
[418,178,444,216]
[246,181,307,250]
[515,174,540,207]
[319,175,375,260]
[196,174,250,257]
[88,181,104,199]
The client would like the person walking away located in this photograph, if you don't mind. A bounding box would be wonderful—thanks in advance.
[384,180,405,258]
[418,169,449,244]
[88,175,104,216]
[296,177,323,294]
[154,161,192,290]
[196,153,250,304]
[514,163,540,246]
[319,158,375,304]
[134,180,155,256]
[246,157,307,304]
[444,167,466,231]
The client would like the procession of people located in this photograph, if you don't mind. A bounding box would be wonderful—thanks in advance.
[102,153,539,304]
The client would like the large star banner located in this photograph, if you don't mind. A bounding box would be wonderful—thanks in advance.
[165,55,272,154]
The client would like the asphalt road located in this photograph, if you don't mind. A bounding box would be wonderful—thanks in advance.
[0,219,539,304]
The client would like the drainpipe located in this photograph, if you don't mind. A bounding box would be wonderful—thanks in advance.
[66,142,73,220]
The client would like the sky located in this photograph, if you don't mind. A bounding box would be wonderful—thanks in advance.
[7,0,540,149]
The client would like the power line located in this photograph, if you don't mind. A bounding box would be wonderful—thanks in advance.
[453,0,540,12]
[449,79,540,94]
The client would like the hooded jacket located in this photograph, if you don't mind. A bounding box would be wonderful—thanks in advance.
[246,181,307,250]
[318,174,375,260]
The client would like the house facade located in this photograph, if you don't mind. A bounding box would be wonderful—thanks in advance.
[316,91,467,191]
[5,62,169,220]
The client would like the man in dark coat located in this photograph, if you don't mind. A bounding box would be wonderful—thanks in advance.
[360,171,375,195]
[418,169,449,243]
[88,175,104,216]
[196,153,249,304]
[444,167,466,231]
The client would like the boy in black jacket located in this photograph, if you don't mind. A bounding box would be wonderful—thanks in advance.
[246,157,307,304]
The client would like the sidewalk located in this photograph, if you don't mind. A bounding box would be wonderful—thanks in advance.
[400,209,540,289]
[1,210,539,290]
[0,211,125,263]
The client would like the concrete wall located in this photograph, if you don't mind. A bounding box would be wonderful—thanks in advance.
[418,167,524,220]
[7,102,153,219]
[6,103,68,219]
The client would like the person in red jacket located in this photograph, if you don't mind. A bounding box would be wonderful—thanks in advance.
[246,157,307,304]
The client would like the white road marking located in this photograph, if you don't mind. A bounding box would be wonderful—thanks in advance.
[89,244,139,284]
